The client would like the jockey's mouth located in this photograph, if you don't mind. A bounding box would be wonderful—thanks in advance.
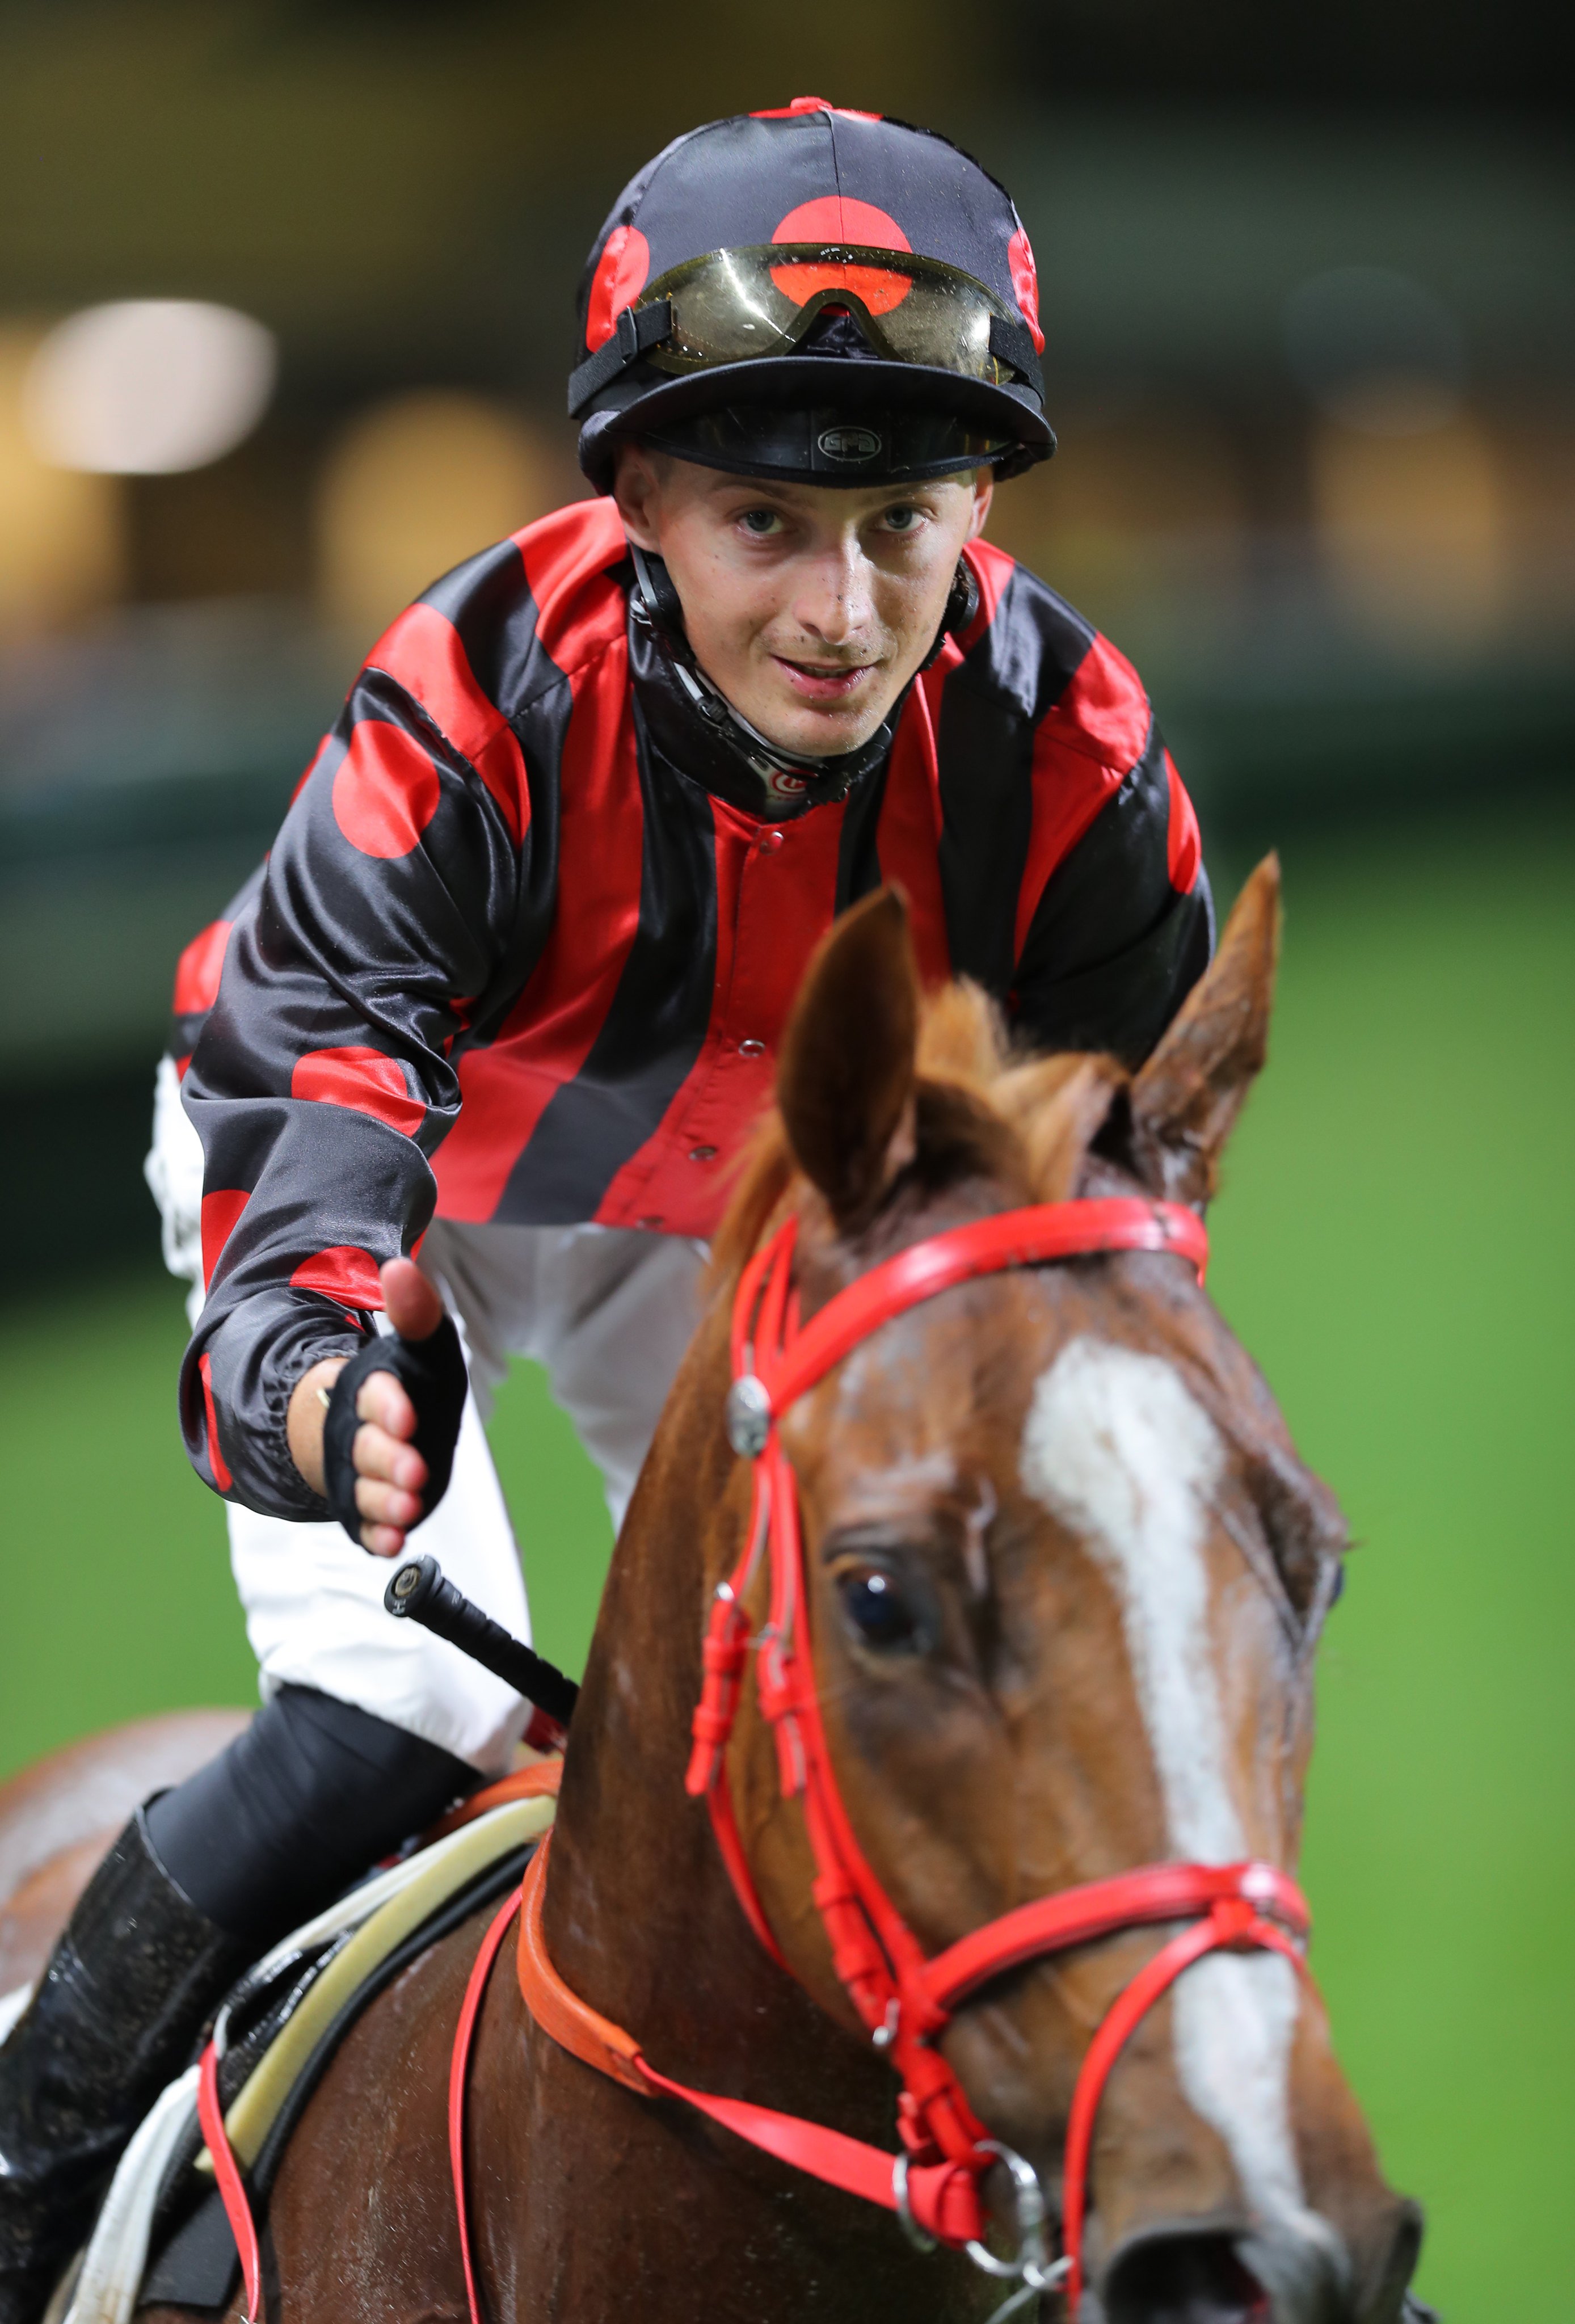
[772,654,879,703]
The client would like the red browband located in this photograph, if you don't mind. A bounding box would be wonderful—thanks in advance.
[514,1197,1311,2314]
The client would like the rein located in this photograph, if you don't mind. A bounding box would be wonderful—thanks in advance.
[507,1195,1312,2317]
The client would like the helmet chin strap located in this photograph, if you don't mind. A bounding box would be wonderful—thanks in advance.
[627,543,978,809]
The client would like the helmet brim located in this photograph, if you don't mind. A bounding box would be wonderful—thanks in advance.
[578,354,1052,492]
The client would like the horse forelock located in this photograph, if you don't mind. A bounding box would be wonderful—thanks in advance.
[709,979,1131,1291]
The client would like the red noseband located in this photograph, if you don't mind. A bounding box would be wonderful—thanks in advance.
[521,1197,1311,2314]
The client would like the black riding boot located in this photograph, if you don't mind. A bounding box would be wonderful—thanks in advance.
[0,1810,249,2324]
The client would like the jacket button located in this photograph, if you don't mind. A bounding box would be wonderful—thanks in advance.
[689,1145,717,1163]
[759,829,785,853]
[738,1038,766,1058]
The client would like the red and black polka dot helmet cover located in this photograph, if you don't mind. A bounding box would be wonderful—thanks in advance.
[578,98,1044,378]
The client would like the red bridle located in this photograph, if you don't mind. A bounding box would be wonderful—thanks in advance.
[516,1196,1312,2314]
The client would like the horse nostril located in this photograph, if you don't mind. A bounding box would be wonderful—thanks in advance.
[1105,2233,1273,2324]
[1354,2199,1425,2323]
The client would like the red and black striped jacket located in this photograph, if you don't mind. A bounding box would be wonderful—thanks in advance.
[177,496,1211,1515]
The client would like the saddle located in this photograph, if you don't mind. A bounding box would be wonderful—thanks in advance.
[54,1770,557,2324]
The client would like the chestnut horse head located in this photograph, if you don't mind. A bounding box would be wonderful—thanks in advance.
[549,858,1421,2324]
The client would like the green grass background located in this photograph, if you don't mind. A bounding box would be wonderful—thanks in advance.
[2,814,1570,2316]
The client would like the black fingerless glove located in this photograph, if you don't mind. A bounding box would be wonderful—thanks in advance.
[321,1315,468,1544]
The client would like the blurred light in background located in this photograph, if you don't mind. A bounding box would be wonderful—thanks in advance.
[23,300,276,475]
[315,390,557,645]
[1283,267,1466,436]
[1498,412,1575,645]
[987,408,1249,650]
[0,326,124,635]
[1283,268,1510,647]
[1311,413,1509,650]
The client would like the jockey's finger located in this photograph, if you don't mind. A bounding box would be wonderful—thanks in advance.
[359,1518,411,1559]
[355,1367,418,1441]
[352,1421,428,1493]
[355,1472,423,1531]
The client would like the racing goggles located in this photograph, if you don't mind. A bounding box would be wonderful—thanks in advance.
[569,244,1045,418]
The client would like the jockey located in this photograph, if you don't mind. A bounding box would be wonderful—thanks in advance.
[0,99,1212,2321]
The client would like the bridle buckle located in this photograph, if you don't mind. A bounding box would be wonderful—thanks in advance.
[725,1372,772,1458]
[965,2141,1071,2318]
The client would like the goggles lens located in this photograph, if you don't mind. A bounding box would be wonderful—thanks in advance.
[641,245,1025,387]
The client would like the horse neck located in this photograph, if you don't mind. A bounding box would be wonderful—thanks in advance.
[540,1295,859,2113]
[475,1290,966,2323]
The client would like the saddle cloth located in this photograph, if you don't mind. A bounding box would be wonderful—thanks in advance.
[49,1784,555,2324]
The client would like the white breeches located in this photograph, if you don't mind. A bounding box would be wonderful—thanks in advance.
[147,1056,708,1773]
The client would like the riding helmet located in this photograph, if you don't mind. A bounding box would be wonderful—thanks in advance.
[570,97,1055,491]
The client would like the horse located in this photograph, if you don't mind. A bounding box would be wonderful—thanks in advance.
[0,860,1423,2324]
[0,1714,247,1998]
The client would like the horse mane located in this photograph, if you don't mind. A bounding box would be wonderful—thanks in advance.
[710,982,1130,1289]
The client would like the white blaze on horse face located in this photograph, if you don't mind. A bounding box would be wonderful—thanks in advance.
[1019,1336,1311,2234]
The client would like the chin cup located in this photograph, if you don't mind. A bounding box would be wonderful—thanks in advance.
[629,542,687,643]
[922,557,980,670]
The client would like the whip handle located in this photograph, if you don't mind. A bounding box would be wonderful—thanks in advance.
[385,1555,579,1729]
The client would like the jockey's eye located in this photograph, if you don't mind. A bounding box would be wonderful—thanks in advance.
[835,1561,924,1654]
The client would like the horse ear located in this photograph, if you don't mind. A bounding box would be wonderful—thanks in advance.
[777,887,920,1231]
[1128,854,1282,1206]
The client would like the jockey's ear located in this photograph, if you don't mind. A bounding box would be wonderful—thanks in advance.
[1128,853,1281,1208]
[778,886,919,1232]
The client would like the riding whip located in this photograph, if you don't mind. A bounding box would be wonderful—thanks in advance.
[384,1555,579,1731]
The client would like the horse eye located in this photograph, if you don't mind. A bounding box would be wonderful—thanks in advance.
[837,1564,922,1653]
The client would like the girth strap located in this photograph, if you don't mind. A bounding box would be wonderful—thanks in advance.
[196,2043,261,2324]
[451,1886,527,2324]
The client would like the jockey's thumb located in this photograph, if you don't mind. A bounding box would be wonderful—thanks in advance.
[381,1255,445,1342]
[321,1259,468,1546]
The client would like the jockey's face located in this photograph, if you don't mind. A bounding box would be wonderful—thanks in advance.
[613,447,992,763]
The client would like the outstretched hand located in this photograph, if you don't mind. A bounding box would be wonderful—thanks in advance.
[287,1258,448,1557]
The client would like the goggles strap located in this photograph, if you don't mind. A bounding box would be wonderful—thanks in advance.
[987,313,1044,398]
[568,297,674,417]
